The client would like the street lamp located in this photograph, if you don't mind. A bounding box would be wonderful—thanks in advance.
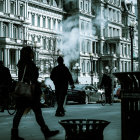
[73,63,80,83]
[89,53,94,85]
[129,21,135,72]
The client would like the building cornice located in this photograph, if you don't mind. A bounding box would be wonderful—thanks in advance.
[28,0,66,15]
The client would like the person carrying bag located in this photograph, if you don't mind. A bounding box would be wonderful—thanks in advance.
[14,66,35,100]
[11,46,59,140]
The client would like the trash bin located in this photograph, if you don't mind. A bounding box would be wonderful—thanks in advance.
[59,119,110,140]
[113,72,140,140]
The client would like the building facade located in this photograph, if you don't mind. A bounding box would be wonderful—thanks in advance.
[0,0,138,85]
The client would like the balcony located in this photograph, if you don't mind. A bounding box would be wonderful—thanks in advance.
[100,53,117,60]
[105,36,121,43]
[0,37,23,45]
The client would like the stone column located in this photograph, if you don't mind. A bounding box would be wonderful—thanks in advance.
[7,48,10,68]
[95,42,96,54]
[16,49,18,65]
[119,61,122,72]
[4,48,7,67]
[11,23,13,38]
[0,22,2,36]
[40,15,43,28]
[51,18,53,30]
[95,61,97,74]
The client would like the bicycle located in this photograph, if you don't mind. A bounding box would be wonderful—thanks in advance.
[100,93,114,106]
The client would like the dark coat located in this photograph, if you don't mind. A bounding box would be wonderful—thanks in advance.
[100,73,112,95]
[0,65,12,95]
[16,60,41,107]
[50,64,74,92]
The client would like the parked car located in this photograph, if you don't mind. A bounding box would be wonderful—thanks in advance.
[113,85,121,99]
[66,84,104,104]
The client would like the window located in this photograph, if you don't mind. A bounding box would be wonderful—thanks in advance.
[43,17,46,28]
[48,18,51,29]
[109,27,112,37]
[0,1,4,12]
[87,41,90,53]
[86,4,88,11]
[3,22,8,37]
[125,45,127,55]
[10,1,15,14]
[81,21,84,32]
[10,49,16,69]
[32,36,35,42]
[20,27,23,40]
[37,37,40,43]
[87,62,90,73]
[20,4,24,16]
[80,1,83,10]
[37,16,40,27]
[32,14,35,26]
[58,20,61,31]
[82,61,85,73]
[13,25,17,39]
[43,38,46,49]
[53,19,56,30]
[92,42,95,54]
[82,41,85,53]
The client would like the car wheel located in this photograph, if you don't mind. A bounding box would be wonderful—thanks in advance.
[85,95,89,104]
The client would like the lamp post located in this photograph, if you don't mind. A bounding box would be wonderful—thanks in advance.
[129,21,135,72]
[89,53,94,85]
[73,63,80,83]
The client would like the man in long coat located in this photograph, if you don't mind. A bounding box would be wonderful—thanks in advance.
[0,61,12,112]
[100,68,112,104]
[50,56,74,116]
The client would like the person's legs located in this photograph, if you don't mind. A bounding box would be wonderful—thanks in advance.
[11,107,25,140]
[32,104,59,139]
[55,89,66,116]
[105,89,112,104]
[0,95,4,112]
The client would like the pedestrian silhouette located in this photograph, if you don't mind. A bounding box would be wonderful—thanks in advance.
[50,56,75,117]
[100,68,112,104]
[11,46,59,140]
[0,61,12,112]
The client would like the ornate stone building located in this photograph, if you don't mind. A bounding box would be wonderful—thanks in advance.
[27,0,64,81]
[0,0,28,79]
[0,0,138,85]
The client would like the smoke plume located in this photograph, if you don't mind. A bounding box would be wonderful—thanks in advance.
[58,16,80,67]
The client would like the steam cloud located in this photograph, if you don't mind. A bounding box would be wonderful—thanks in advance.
[58,16,80,67]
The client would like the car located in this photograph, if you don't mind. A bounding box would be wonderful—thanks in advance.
[113,85,121,99]
[66,84,104,104]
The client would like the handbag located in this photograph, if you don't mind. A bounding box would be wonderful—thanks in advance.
[14,66,35,99]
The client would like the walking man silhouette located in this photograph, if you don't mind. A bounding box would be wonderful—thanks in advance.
[50,56,75,116]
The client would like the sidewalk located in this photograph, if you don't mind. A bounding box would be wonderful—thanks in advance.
[0,103,121,140]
